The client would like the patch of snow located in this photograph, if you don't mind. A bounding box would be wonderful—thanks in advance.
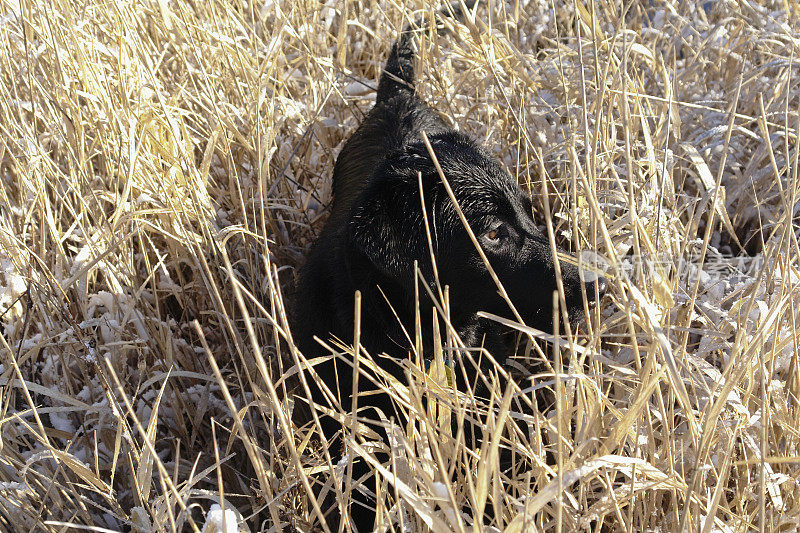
[201,504,241,533]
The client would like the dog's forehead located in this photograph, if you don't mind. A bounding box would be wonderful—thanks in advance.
[443,152,521,211]
[419,132,526,215]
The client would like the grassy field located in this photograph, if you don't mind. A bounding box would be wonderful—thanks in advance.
[1,0,799,531]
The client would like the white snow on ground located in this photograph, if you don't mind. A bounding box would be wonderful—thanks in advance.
[201,504,243,533]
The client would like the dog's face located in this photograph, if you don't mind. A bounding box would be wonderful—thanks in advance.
[349,131,601,332]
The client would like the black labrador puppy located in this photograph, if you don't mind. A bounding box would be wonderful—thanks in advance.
[292,16,606,531]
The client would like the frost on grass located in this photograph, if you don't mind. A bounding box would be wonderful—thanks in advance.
[0,0,798,531]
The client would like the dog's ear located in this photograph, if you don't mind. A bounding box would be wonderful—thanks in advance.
[347,153,437,284]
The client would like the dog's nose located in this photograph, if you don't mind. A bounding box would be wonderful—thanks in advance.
[586,276,608,308]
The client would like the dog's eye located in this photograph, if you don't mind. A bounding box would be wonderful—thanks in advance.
[483,224,506,244]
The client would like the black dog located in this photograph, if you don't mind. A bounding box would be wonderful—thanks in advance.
[292,16,606,531]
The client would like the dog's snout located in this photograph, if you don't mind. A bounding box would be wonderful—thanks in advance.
[586,276,608,308]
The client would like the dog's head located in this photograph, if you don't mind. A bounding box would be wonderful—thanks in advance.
[348,131,606,333]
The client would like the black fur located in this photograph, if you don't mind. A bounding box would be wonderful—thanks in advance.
[292,16,605,531]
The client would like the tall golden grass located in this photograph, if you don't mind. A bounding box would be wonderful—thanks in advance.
[0,0,798,531]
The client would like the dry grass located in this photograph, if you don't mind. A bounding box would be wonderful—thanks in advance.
[1,0,799,531]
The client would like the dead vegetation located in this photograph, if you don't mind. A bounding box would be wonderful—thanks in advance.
[0,0,799,531]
